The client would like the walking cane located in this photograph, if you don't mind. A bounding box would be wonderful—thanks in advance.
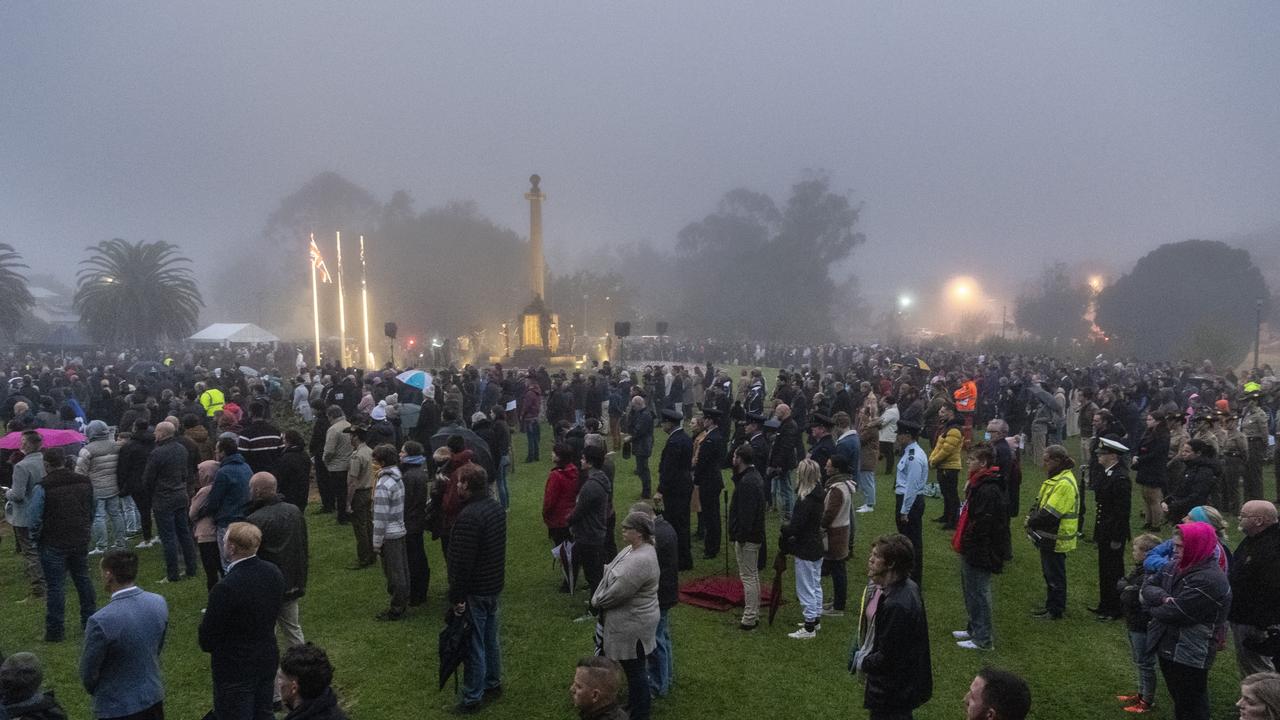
[723,488,730,578]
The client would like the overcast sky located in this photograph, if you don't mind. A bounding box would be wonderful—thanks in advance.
[3,2,1278,309]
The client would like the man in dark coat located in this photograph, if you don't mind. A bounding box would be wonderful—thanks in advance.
[694,408,727,560]
[655,409,694,570]
[29,447,96,643]
[198,521,286,720]
[1090,438,1131,620]
[628,396,655,498]
[769,404,802,522]
[807,414,837,483]
[954,444,1010,651]
[446,464,507,714]
[728,444,766,629]
[1230,499,1280,676]
[237,401,285,475]
[144,421,198,583]
[399,443,432,606]
[246,473,309,649]
[117,419,156,547]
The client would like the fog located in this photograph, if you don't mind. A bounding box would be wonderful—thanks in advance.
[3,2,1279,341]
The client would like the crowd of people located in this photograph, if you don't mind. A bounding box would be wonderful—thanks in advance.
[3,342,1280,718]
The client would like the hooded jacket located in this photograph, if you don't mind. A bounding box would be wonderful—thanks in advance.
[1141,521,1232,670]
[77,420,121,499]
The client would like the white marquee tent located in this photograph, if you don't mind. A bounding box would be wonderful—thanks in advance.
[188,323,280,346]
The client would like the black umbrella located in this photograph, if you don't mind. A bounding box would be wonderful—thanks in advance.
[128,361,165,376]
[438,606,473,690]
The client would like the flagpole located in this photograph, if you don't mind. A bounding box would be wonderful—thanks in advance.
[360,234,372,369]
[310,233,322,367]
[336,231,347,367]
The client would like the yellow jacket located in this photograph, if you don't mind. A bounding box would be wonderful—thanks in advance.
[929,426,964,470]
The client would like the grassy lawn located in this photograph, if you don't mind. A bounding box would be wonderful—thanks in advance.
[0,419,1260,719]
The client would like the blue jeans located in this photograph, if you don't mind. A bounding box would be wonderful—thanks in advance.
[635,454,652,497]
[960,561,993,647]
[92,496,126,551]
[39,545,96,640]
[497,454,511,510]
[154,505,199,581]
[525,423,540,461]
[123,495,141,534]
[859,470,877,508]
[1129,629,1157,701]
[1039,547,1067,617]
[462,595,502,705]
[773,470,795,520]
[648,608,673,697]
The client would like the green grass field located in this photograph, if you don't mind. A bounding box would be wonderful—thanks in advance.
[0,420,1263,719]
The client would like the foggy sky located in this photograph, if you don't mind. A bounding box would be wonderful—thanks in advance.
[3,2,1279,313]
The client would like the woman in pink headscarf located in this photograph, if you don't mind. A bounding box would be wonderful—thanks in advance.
[1141,521,1232,720]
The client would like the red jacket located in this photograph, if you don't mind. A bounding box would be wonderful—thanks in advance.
[542,462,579,529]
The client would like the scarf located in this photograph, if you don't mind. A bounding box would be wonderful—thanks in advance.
[952,465,1001,553]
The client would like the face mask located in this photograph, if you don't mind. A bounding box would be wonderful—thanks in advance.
[983,432,992,441]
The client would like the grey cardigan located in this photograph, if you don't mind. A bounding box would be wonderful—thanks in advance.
[591,542,660,660]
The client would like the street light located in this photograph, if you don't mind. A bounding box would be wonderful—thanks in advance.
[898,295,913,310]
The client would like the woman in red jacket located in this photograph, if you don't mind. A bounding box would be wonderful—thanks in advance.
[543,443,580,590]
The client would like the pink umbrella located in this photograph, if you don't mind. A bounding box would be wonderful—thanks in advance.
[0,428,87,450]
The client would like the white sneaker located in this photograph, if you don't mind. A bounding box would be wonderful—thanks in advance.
[952,630,971,640]
[88,548,105,556]
[788,628,817,639]
[957,640,992,650]
[796,621,822,630]
[135,538,154,549]
[856,505,874,513]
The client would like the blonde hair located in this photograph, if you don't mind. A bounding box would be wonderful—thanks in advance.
[225,522,262,555]
[794,459,821,499]
[1133,533,1162,554]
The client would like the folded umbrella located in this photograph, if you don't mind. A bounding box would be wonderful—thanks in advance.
[438,606,473,690]
[767,550,787,626]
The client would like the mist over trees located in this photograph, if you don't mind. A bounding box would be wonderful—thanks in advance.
[0,244,34,342]
[202,171,869,350]
[1095,240,1271,368]
[1014,262,1091,345]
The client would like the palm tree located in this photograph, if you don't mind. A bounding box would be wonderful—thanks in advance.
[74,239,203,347]
[0,243,34,341]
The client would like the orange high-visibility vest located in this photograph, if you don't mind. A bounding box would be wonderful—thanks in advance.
[953,380,977,413]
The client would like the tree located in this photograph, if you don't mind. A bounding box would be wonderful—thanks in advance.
[1095,240,1272,365]
[0,243,34,341]
[1014,262,1091,344]
[209,171,382,335]
[675,174,865,342]
[74,239,203,347]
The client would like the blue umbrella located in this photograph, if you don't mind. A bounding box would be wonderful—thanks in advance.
[396,369,432,391]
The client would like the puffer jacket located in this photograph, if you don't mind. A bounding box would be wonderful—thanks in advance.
[77,423,121,499]
[1142,554,1231,669]
[929,422,964,471]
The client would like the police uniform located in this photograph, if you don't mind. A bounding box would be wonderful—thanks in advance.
[1241,397,1269,502]
[894,422,929,587]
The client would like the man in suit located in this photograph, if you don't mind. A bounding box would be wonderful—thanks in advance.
[694,407,728,560]
[198,522,286,720]
[80,549,169,720]
[654,409,694,570]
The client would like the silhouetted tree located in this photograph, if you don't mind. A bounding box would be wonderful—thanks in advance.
[0,243,34,341]
[75,239,203,346]
[1095,240,1271,365]
[1014,262,1091,345]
